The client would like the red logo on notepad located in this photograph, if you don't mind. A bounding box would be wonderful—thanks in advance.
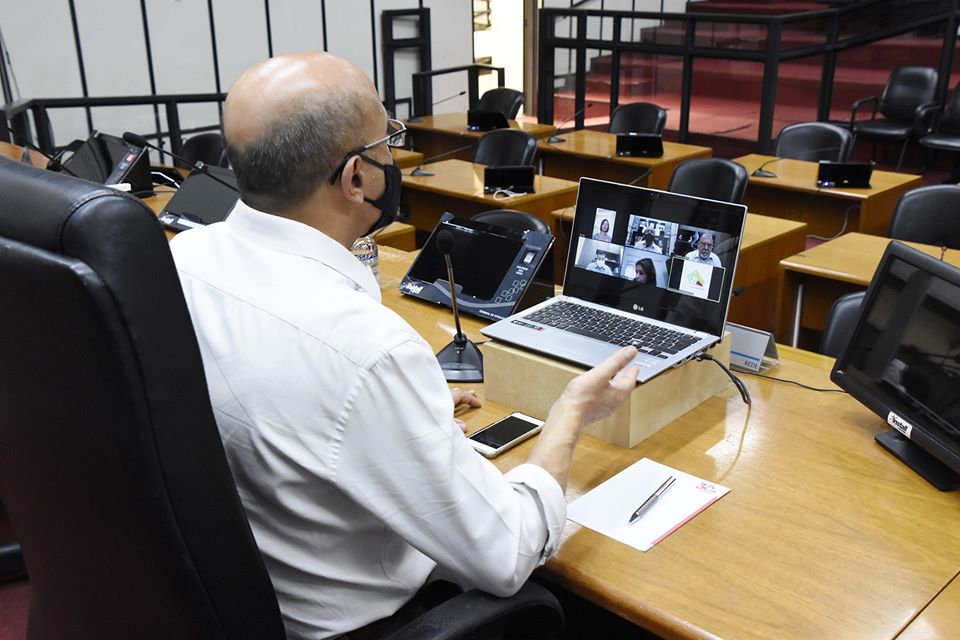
[696,482,716,494]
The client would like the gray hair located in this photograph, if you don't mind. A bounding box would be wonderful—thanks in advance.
[226,88,370,211]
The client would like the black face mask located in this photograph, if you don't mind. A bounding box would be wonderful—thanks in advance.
[356,153,402,236]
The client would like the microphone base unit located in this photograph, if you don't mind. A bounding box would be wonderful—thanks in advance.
[751,169,777,178]
[437,338,484,382]
[410,167,436,177]
[546,136,566,144]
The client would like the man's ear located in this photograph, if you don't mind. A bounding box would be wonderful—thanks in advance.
[339,154,366,204]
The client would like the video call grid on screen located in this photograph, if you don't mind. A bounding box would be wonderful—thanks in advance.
[564,179,745,336]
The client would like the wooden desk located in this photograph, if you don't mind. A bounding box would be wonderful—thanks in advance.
[404,113,556,159]
[775,232,960,349]
[378,247,960,640]
[551,208,807,333]
[143,190,417,250]
[898,573,960,640]
[1,140,46,167]
[735,154,922,238]
[391,148,423,170]
[538,130,712,190]
[401,159,578,249]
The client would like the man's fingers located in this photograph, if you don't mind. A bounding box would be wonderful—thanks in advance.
[588,346,638,381]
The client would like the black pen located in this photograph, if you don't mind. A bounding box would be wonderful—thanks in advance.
[629,476,676,524]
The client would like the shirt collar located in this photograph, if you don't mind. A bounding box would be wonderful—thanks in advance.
[223,199,381,302]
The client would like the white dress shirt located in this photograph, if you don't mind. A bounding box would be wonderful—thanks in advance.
[684,249,722,268]
[170,201,565,640]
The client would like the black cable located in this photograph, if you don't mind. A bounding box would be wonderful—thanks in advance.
[695,352,751,405]
[740,370,847,394]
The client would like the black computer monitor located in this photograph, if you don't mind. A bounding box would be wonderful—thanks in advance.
[831,241,960,490]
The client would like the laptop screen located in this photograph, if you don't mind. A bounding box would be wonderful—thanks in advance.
[564,178,747,336]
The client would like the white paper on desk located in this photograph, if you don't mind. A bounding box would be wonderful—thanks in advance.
[567,458,729,552]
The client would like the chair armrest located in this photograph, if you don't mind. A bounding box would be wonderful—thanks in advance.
[913,102,941,135]
[385,582,564,640]
[850,96,878,127]
[0,543,27,583]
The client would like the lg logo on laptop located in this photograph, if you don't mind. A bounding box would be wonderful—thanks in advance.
[632,304,645,312]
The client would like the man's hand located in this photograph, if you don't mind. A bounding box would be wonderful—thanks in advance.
[451,388,481,433]
[555,346,639,425]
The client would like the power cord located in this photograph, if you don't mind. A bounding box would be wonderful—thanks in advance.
[695,352,751,405]
[739,370,847,394]
[807,204,858,242]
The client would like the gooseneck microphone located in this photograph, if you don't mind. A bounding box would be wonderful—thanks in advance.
[546,102,593,144]
[408,90,468,123]
[408,141,478,177]
[1,123,80,177]
[751,157,781,178]
[752,145,849,178]
[434,229,483,382]
[121,132,238,193]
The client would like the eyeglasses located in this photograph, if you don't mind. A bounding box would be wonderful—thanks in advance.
[328,118,407,184]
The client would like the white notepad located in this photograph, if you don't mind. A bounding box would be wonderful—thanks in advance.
[567,458,729,552]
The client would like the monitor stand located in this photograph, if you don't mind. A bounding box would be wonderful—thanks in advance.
[876,430,960,491]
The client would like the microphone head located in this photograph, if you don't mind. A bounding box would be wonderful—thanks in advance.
[122,132,149,148]
[436,229,455,256]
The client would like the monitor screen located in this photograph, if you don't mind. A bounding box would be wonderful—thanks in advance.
[564,178,746,336]
[831,241,960,488]
[407,218,525,301]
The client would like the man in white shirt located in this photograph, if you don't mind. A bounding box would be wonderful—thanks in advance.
[170,52,638,640]
[684,231,722,267]
[638,231,663,254]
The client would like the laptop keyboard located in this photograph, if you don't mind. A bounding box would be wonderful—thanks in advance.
[523,300,700,358]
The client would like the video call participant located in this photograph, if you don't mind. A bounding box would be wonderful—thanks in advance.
[638,231,662,254]
[633,258,656,284]
[685,231,722,267]
[587,250,614,275]
[593,217,612,242]
[169,52,639,640]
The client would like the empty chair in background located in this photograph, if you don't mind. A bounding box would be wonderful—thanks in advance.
[473,129,538,167]
[608,102,668,135]
[775,122,853,162]
[476,87,524,120]
[888,184,960,249]
[668,157,749,204]
[849,66,938,171]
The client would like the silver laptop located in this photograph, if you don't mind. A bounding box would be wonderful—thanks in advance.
[480,178,747,383]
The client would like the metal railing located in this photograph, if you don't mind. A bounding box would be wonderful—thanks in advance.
[411,63,506,118]
[538,0,959,152]
[0,93,227,156]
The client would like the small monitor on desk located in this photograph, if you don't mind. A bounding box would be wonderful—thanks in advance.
[484,165,535,194]
[158,166,239,232]
[615,133,664,158]
[467,110,509,131]
[62,131,152,194]
[399,212,554,321]
[816,161,873,189]
[831,241,960,490]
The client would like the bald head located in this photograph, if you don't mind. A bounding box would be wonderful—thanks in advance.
[224,52,386,212]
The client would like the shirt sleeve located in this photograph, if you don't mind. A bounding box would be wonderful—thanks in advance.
[332,337,566,597]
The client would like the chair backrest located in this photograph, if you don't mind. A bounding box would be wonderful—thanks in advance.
[608,102,667,135]
[775,122,853,162]
[879,66,938,123]
[476,88,524,119]
[938,81,960,133]
[667,158,749,204]
[888,184,960,249]
[179,132,229,169]
[473,129,538,167]
[471,209,552,235]
[0,158,284,640]
[819,291,866,357]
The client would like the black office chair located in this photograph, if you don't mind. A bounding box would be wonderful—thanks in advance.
[775,122,853,162]
[178,132,229,169]
[476,88,524,120]
[472,209,551,235]
[918,82,960,180]
[608,102,668,135]
[0,157,563,640]
[850,66,938,170]
[819,291,866,357]
[887,184,960,249]
[667,158,749,204]
[474,129,538,167]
